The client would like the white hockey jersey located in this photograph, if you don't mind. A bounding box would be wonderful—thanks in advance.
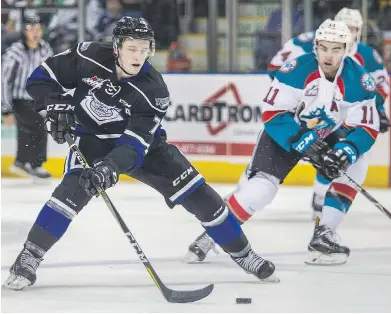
[262,53,379,157]
[268,32,389,110]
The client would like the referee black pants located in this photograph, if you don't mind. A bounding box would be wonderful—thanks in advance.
[13,99,47,168]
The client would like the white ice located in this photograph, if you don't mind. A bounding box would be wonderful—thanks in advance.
[1,179,391,313]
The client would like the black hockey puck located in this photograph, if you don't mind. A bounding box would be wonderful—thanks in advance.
[236,298,252,304]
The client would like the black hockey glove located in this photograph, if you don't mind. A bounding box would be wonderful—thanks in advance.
[79,159,120,197]
[44,93,75,144]
[378,109,390,133]
[290,129,329,164]
[316,142,358,181]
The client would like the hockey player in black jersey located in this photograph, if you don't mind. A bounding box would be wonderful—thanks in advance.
[3,17,278,290]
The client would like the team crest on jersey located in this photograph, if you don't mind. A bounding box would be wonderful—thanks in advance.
[373,49,383,64]
[300,106,336,138]
[155,97,170,109]
[280,60,297,73]
[360,73,376,92]
[80,95,123,125]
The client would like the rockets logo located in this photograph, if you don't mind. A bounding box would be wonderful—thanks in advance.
[280,60,297,73]
[360,73,376,92]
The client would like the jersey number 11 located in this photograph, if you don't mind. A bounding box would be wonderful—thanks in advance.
[263,88,279,105]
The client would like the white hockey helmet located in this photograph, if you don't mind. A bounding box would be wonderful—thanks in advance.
[335,8,363,41]
[315,19,352,57]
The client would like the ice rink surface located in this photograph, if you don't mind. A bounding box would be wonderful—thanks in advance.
[1,179,391,313]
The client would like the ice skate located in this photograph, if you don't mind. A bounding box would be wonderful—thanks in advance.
[306,225,350,265]
[232,249,279,282]
[3,248,43,290]
[183,231,218,263]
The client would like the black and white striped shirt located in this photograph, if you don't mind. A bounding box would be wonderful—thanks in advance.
[1,39,53,114]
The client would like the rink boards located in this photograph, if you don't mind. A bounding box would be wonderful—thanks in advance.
[1,73,390,187]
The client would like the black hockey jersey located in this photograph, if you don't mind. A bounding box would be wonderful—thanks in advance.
[26,41,170,173]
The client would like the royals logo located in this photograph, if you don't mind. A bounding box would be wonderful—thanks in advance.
[81,77,124,125]
[80,95,123,125]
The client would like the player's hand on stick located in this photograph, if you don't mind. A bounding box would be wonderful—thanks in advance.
[79,159,119,197]
[290,129,329,164]
[44,93,75,144]
[317,142,358,180]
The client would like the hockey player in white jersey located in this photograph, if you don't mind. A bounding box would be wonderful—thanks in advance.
[311,8,390,219]
[268,8,390,220]
[185,19,380,265]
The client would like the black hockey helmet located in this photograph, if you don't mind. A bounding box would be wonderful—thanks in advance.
[113,17,155,56]
[23,14,41,29]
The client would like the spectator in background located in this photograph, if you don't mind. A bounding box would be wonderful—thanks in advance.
[95,0,124,42]
[47,0,103,53]
[143,0,179,49]
[2,1,21,54]
[120,0,143,17]
[6,0,40,34]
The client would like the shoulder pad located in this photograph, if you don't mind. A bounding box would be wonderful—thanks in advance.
[76,41,114,72]
[356,42,384,72]
[275,53,318,89]
[292,32,315,53]
[341,57,376,102]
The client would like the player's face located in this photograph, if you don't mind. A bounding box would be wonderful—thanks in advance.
[117,38,151,76]
[25,24,43,44]
[316,41,346,77]
[348,26,359,42]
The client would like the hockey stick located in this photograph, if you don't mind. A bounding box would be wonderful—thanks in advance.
[338,170,391,220]
[64,133,214,303]
[304,157,391,220]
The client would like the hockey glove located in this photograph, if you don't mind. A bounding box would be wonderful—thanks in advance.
[378,108,390,133]
[79,159,120,197]
[44,93,75,144]
[317,142,358,181]
[290,129,329,163]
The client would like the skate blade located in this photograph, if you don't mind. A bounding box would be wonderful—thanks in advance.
[183,251,204,264]
[182,246,218,264]
[305,251,348,266]
[259,272,280,283]
[3,274,31,290]
[9,166,30,178]
[32,177,52,184]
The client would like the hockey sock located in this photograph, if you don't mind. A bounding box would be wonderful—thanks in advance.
[24,197,77,258]
[202,206,250,257]
[320,182,357,231]
[312,172,332,205]
[226,194,252,223]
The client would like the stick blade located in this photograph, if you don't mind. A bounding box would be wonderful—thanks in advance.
[163,284,214,303]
